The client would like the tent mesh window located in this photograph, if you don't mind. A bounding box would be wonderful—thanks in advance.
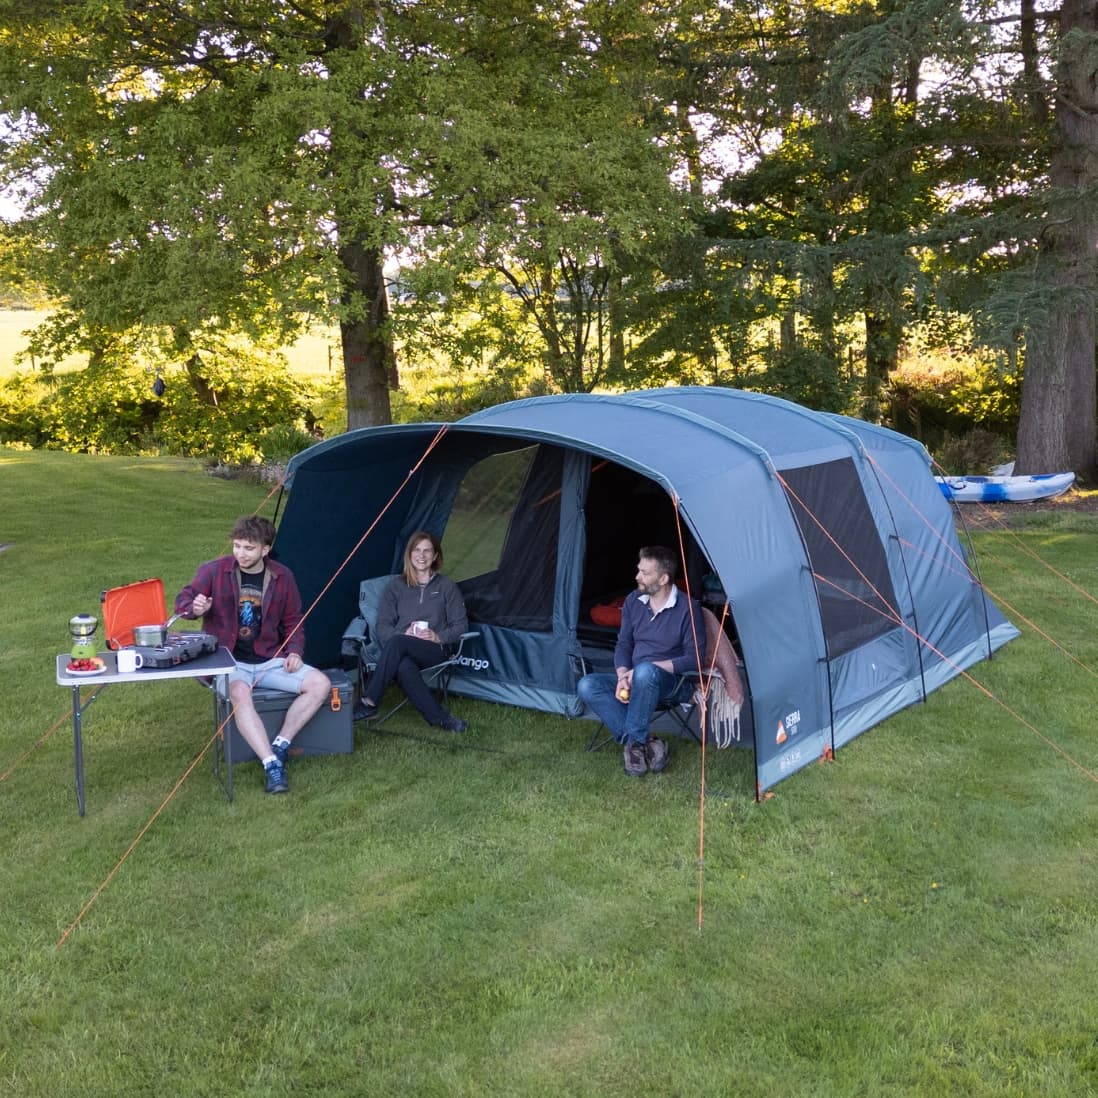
[781,458,900,658]
[447,445,562,631]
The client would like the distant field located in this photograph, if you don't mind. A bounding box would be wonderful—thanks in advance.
[0,308,341,378]
[0,308,53,374]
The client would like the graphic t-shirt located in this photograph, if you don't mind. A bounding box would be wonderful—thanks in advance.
[233,567,265,663]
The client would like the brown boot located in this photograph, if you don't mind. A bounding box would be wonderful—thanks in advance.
[623,741,647,777]
[644,736,670,773]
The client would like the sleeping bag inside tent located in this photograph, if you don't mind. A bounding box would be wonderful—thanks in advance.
[274,387,1018,793]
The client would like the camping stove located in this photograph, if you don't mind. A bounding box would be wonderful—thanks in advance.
[130,631,218,668]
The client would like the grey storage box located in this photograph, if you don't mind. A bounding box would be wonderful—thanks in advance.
[220,668,354,764]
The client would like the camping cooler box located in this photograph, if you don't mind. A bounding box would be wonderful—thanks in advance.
[221,668,354,763]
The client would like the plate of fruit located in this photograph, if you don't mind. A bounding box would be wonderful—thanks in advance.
[66,657,106,676]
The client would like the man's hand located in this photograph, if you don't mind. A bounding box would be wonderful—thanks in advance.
[616,668,633,701]
[191,593,213,616]
[284,653,303,673]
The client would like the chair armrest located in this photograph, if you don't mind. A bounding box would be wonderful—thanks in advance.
[451,631,480,656]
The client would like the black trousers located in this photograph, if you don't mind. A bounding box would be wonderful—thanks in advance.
[363,634,451,725]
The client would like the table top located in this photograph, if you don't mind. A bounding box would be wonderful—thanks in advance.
[56,647,236,686]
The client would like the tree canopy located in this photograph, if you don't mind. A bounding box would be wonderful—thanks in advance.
[0,0,1094,477]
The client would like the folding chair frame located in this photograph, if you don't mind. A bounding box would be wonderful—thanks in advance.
[358,631,479,727]
[584,671,702,753]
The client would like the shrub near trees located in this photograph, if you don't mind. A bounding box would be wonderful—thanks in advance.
[0,346,324,464]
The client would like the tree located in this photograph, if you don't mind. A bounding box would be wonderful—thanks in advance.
[1013,0,1098,478]
[398,1,692,394]
[0,1,412,424]
[0,1,697,418]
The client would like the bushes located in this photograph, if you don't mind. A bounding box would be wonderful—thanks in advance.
[0,372,51,447]
[932,428,1011,476]
[0,349,322,463]
[883,354,1021,452]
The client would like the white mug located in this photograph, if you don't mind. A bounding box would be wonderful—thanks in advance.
[412,620,429,637]
[117,648,145,673]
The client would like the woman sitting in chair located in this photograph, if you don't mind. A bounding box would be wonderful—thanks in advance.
[357,530,470,732]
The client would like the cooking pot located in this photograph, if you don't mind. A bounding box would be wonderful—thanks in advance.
[132,612,184,647]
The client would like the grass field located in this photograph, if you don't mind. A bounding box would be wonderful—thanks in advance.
[0,307,49,373]
[2,447,1098,1095]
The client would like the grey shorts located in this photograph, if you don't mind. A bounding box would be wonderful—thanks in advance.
[226,657,314,694]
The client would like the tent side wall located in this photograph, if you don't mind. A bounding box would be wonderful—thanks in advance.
[278,430,439,669]
[632,388,1019,790]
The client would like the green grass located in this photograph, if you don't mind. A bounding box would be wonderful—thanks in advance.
[3,447,1098,1095]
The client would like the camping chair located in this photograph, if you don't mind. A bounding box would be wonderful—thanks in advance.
[584,607,745,752]
[342,574,478,726]
[584,671,702,753]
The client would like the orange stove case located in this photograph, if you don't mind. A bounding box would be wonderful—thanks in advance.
[100,578,168,649]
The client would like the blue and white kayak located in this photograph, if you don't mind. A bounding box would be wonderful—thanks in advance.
[935,471,1075,503]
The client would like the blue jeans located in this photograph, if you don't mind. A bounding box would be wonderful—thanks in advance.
[577,662,684,747]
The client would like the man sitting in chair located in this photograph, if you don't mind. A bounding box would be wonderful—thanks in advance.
[577,546,703,778]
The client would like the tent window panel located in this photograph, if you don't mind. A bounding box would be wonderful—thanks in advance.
[782,459,899,658]
[449,445,562,631]
[446,446,538,583]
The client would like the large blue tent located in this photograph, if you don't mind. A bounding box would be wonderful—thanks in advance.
[276,387,1017,793]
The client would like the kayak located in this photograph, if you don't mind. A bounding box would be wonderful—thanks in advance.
[935,471,1075,503]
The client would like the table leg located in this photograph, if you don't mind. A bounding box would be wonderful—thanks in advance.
[224,691,235,803]
[72,684,85,817]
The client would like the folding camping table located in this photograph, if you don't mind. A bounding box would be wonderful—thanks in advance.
[55,646,236,816]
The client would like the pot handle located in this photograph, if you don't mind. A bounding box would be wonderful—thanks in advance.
[164,612,184,630]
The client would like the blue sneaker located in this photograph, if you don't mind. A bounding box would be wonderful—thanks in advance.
[264,759,289,794]
[271,738,290,767]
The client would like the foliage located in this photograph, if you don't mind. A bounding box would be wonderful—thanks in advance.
[0,344,320,462]
[0,0,696,420]
[0,1,1094,467]
[884,344,1022,451]
[0,369,50,446]
[931,428,1012,476]
[257,422,320,464]
[761,348,861,414]
[151,347,317,464]
[391,269,549,415]
[4,449,1098,1094]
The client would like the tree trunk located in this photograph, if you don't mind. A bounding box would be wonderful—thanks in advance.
[608,268,626,382]
[780,306,797,358]
[326,8,396,430]
[862,305,901,422]
[338,240,394,429]
[1015,0,1098,480]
